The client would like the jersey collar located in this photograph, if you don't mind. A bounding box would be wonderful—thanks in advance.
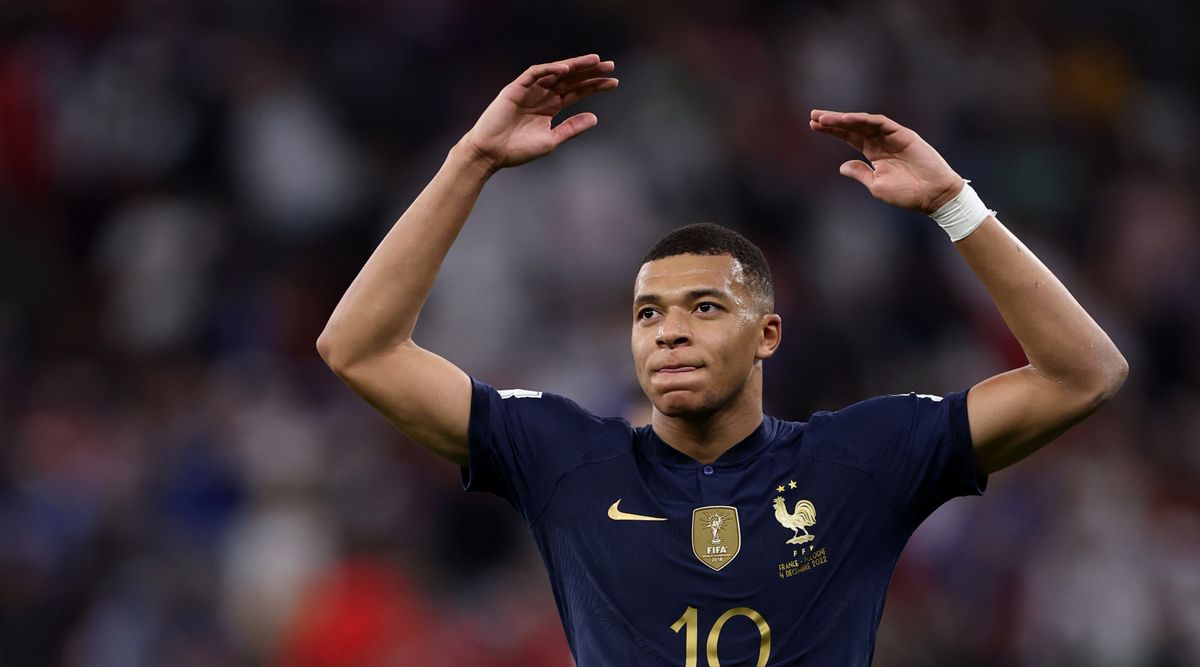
[642,416,774,468]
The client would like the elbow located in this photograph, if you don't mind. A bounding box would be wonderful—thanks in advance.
[1102,352,1130,400]
[316,329,416,376]
[316,329,359,376]
[315,331,343,372]
[1086,351,1129,407]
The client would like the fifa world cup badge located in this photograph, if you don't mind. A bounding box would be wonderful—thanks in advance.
[691,506,741,571]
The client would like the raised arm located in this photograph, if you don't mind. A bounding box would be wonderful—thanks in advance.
[317,54,618,464]
[809,110,1128,475]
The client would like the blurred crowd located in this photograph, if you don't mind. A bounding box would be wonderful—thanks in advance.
[2,0,1197,665]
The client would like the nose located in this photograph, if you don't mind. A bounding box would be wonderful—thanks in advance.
[656,307,691,349]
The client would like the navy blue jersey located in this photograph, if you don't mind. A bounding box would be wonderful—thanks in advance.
[462,378,987,666]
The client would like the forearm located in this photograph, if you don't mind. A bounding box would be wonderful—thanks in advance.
[317,140,495,367]
[953,216,1128,396]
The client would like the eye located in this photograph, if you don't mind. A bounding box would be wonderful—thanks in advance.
[696,302,720,314]
[637,308,659,320]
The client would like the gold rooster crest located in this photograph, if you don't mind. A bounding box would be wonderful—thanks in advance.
[773,495,816,545]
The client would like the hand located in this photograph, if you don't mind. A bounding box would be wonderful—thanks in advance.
[460,54,619,172]
[809,110,963,214]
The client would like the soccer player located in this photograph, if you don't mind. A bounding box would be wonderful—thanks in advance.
[317,54,1128,665]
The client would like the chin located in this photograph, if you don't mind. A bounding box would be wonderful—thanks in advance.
[652,389,721,418]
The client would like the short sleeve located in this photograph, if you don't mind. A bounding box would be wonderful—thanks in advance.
[814,389,987,527]
[461,376,610,524]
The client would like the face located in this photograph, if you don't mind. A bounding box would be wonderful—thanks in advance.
[631,254,781,418]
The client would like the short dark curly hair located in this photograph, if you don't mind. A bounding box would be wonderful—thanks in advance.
[641,223,774,313]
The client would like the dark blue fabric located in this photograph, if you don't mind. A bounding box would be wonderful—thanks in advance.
[462,377,987,666]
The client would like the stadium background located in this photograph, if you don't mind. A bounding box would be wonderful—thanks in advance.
[1,0,1197,665]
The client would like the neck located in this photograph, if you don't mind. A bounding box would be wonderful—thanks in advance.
[651,372,764,464]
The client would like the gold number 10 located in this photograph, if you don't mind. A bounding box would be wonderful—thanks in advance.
[670,605,771,667]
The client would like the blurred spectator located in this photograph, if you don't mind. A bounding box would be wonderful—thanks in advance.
[1,0,1196,665]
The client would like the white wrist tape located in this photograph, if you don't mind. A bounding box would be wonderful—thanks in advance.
[929,180,994,242]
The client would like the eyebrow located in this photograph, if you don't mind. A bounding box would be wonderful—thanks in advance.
[633,288,732,307]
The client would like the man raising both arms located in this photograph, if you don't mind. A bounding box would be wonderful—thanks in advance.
[317,54,1128,666]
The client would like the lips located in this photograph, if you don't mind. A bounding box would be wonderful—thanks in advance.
[655,364,702,373]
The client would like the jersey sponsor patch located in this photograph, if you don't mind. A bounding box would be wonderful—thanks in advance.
[498,388,543,399]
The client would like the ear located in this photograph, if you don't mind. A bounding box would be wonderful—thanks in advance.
[755,313,782,360]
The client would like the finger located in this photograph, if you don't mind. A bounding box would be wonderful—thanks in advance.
[560,77,619,108]
[838,112,896,136]
[813,110,882,125]
[839,159,875,190]
[517,62,570,87]
[811,111,880,139]
[538,66,607,91]
[841,112,895,127]
[810,108,844,122]
[552,112,599,145]
[552,60,615,93]
[516,54,601,87]
[808,119,861,148]
[816,111,899,137]
[556,53,603,71]
[811,109,859,126]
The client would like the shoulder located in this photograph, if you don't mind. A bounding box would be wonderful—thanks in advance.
[471,377,632,444]
[800,392,952,463]
[762,414,808,444]
[809,392,937,433]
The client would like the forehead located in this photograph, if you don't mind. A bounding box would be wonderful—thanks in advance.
[633,254,748,298]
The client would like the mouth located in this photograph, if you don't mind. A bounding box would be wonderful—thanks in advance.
[655,364,702,374]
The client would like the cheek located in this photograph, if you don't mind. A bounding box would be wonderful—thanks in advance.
[631,334,651,369]
[715,328,758,372]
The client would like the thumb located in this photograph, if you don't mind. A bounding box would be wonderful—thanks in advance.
[552,112,598,146]
[838,160,875,190]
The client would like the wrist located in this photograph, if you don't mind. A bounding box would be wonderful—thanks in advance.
[928,179,995,242]
[450,138,501,178]
[924,177,965,214]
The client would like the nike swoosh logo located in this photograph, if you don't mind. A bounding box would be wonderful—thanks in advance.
[608,500,668,522]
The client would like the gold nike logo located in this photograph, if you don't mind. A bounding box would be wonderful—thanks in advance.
[608,500,668,522]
